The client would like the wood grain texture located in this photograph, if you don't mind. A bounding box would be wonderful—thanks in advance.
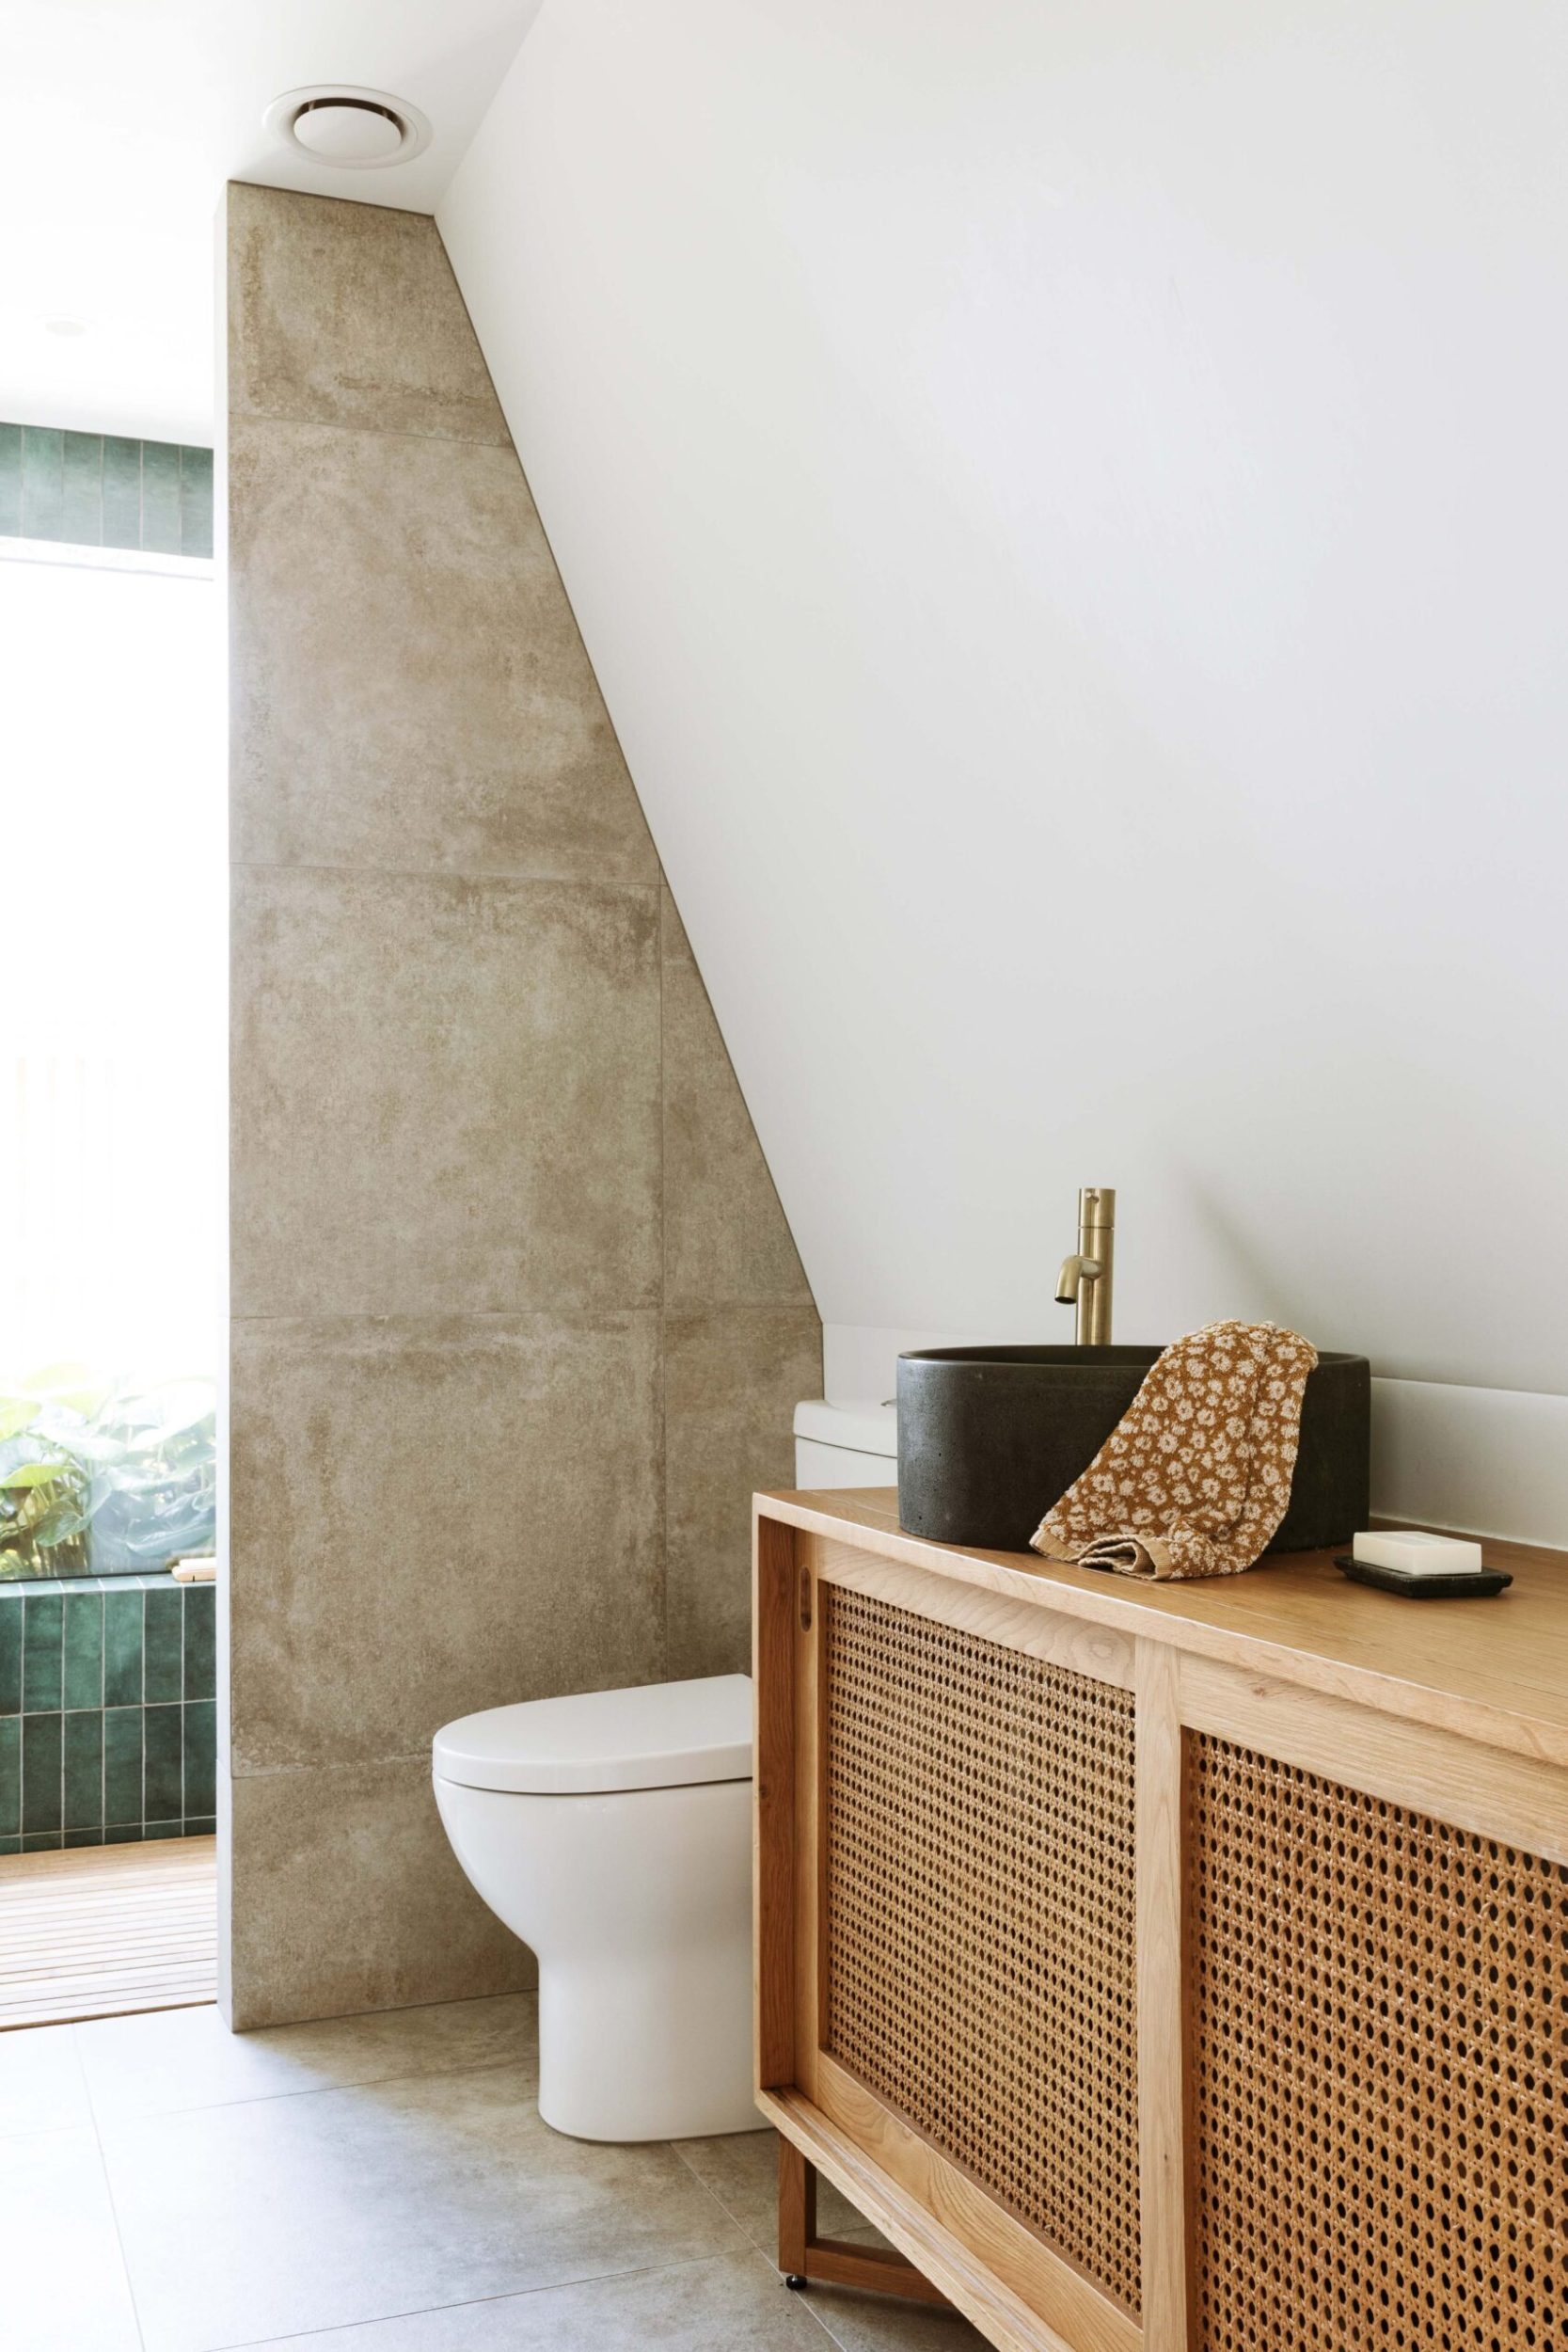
[814,2057,1140,2352]
[815,1536,1136,1690]
[759,1488,1568,1768]
[752,1508,798,2090]
[0,1836,216,2030]
[760,2086,1086,2352]
[755,1491,1568,2352]
[1180,1650,1568,1867]
[779,2132,813,2273]
[1133,1642,1188,2352]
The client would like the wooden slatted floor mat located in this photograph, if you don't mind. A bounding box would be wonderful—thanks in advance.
[0,1836,216,2029]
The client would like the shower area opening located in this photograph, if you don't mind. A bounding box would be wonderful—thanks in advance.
[1,423,222,2027]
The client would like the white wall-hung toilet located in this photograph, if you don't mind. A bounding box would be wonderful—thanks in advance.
[433,1673,762,2143]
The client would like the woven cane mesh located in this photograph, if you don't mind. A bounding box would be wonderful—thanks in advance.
[1191,1735,1568,2352]
[822,1583,1142,2312]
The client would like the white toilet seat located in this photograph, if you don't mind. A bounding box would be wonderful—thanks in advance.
[433,1673,752,1795]
[432,1672,763,2143]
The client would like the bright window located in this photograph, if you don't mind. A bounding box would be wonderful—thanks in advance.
[0,547,222,1576]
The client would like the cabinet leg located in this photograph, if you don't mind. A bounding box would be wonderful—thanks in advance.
[779,2135,816,2280]
[776,2136,950,2308]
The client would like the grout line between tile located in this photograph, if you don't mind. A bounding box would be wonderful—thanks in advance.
[229,401,514,455]
[82,2035,540,2131]
[207,2248,745,2352]
[82,2098,150,2352]
[667,2137,775,2257]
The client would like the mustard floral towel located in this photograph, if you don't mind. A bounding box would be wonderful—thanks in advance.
[1031,1320,1318,1582]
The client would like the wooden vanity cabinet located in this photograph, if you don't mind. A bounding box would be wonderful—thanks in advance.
[752,1489,1568,2352]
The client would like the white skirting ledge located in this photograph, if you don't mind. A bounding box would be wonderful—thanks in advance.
[821,1325,1568,1554]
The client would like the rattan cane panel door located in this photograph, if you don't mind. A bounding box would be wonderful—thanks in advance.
[822,1582,1142,2314]
[1190,1734,1568,2352]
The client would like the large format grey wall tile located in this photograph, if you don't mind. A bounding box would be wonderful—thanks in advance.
[232,866,661,1317]
[228,1760,532,2029]
[662,892,815,1310]
[664,1308,822,1678]
[228,183,510,442]
[230,1312,663,1771]
[226,184,819,2026]
[229,418,658,884]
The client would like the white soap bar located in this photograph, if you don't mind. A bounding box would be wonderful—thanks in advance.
[1353,1529,1485,1577]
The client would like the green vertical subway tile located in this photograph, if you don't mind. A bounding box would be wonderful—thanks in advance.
[183,1583,215,1701]
[182,1698,216,1819]
[180,445,214,558]
[62,1710,103,1831]
[183,1818,215,1838]
[61,431,103,544]
[143,1583,182,1701]
[103,1822,141,1844]
[22,1711,62,1833]
[0,1594,20,1713]
[22,1594,63,1711]
[144,1820,182,1840]
[0,421,21,534]
[103,1586,143,1705]
[103,1707,143,1825]
[0,1836,19,1856]
[62,1589,104,1709]
[144,1703,182,1820]
[20,426,65,538]
[65,1827,105,1848]
[102,436,142,547]
[0,1715,18,1836]
[139,437,182,553]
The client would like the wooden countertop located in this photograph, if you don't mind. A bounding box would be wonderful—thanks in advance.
[757,1486,1568,1772]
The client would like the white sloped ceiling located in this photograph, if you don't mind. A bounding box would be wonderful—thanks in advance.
[439,0,1568,1395]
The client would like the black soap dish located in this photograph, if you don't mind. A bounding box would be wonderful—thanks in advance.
[1334,1555,1513,1600]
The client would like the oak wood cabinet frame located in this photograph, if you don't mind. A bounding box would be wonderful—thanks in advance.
[752,1489,1568,2352]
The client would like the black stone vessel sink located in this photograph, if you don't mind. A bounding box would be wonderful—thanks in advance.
[895,1344,1370,1556]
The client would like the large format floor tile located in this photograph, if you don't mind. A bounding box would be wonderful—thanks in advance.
[673,2125,866,2254]
[100,2061,750,2352]
[77,1990,537,2122]
[0,2015,91,2138]
[802,2282,988,2352]
[0,2122,141,2352]
[227,2247,832,2351]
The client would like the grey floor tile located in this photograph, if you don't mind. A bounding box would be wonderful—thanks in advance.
[672,2125,868,2254]
[78,1988,538,2122]
[0,2123,141,2351]
[221,2247,829,2350]
[0,2019,92,2139]
[101,2062,749,2351]
[800,2281,988,2352]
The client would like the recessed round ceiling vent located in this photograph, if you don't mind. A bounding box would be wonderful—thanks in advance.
[263,86,432,170]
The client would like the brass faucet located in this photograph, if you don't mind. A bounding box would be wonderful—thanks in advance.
[1055,1186,1116,1344]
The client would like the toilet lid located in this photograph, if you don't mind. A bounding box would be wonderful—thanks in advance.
[432,1673,753,1795]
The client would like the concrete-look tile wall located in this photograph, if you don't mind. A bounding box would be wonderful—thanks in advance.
[224,183,819,2028]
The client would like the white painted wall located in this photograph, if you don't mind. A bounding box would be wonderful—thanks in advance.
[441,1,1568,1532]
